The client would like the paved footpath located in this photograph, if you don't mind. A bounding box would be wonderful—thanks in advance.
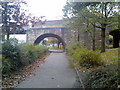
[16,52,79,88]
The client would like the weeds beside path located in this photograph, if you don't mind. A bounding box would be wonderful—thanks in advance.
[1,39,49,88]
[2,53,50,88]
[66,42,119,89]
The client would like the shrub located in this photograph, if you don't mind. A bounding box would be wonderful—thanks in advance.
[85,65,119,89]
[2,56,12,77]
[21,44,36,65]
[66,42,102,68]
[33,45,48,58]
[82,49,101,67]
[2,39,48,77]
[66,42,82,56]
[21,44,48,66]
[0,54,2,76]
[2,39,22,71]
[2,39,22,77]
[0,54,2,60]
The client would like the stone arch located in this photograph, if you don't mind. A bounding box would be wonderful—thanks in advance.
[34,33,66,48]
[109,29,120,48]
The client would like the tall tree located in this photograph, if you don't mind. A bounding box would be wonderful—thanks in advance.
[63,3,98,50]
[63,2,120,52]
[1,1,46,40]
[1,1,27,40]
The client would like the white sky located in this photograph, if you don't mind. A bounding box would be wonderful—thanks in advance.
[8,34,26,43]
[25,0,67,20]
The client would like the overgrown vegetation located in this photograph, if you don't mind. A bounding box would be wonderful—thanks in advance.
[101,49,118,66]
[66,42,103,68]
[21,44,48,65]
[85,65,119,89]
[66,42,119,88]
[1,39,48,77]
[0,54,2,75]
[0,54,1,58]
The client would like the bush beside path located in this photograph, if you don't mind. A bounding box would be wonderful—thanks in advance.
[1,39,49,88]
[66,42,119,89]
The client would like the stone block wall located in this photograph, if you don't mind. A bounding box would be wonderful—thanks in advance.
[26,20,113,50]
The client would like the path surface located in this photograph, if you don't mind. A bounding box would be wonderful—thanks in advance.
[16,52,79,88]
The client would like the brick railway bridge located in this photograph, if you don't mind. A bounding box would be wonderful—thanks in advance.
[24,20,77,48]
[10,20,120,49]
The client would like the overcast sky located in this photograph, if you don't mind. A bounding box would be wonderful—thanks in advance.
[25,0,67,20]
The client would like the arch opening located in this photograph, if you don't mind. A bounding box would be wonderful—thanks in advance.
[109,29,120,48]
[34,33,66,49]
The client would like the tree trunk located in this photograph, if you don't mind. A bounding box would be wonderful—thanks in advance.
[77,30,80,42]
[4,26,10,40]
[2,32,5,41]
[6,27,10,40]
[57,43,59,48]
[4,3,10,40]
[118,15,120,29]
[58,41,60,48]
[92,24,96,51]
[92,39,95,51]
[101,24,106,53]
